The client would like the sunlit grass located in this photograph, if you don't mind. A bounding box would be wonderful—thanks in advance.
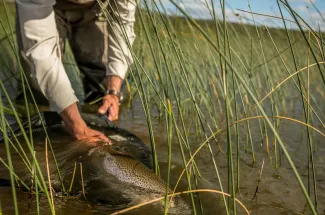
[0,0,325,214]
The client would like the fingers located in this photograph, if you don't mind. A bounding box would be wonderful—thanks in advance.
[93,130,111,144]
[98,95,120,121]
[82,128,112,145]
[98,99,111,115]
[108,103,119,121]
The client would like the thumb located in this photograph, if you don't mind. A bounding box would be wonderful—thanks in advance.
[98,99,111,114]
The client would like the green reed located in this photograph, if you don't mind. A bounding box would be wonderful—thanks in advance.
[140,3,200,212]
[279,1,320,210]
[0,89,18,214]
[1,0,325,214]
[100,0,322,213]
[0,3,65,214]
[168,1,320,214]
[163,99,172,215]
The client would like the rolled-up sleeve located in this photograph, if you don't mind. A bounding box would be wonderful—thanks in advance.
[16,0,78,113]
[106,0,137,80]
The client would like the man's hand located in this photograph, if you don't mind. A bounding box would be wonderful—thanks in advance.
[98,94,120,121]
[60,103,110,144]
[98,75,123,121]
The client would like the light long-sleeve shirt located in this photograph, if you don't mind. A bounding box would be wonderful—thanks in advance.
[16,0,136,113]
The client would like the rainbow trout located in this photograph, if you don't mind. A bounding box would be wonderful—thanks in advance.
[0,112,191,214]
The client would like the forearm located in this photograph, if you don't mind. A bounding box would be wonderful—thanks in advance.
[60,103,87,137]
[106,75,123,91]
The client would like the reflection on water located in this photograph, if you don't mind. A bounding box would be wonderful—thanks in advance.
[0,96,325,215]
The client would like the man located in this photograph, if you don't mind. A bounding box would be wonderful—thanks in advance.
[15,0,136,142]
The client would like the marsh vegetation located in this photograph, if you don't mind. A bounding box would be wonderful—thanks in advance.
[0,0,325,214]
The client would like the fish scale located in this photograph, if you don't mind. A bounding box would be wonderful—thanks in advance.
[103,154,169,194]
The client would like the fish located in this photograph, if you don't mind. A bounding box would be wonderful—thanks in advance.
[2,111,152,169]
[0,111,191,214]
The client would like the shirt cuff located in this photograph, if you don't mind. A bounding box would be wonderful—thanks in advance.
[49,86,79,113]
[106,61,128,80]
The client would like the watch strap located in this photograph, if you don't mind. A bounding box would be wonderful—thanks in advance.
[105,90,122,100]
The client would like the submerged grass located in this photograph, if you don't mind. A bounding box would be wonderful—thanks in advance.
[0,0,325,214]
[112,189,251,215]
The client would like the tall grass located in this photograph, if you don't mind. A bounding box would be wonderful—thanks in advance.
[0,0,325,214]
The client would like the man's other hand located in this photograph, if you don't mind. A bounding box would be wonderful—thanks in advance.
[98,94,120,121]
[60,103,111,144]
[98,75,123,121]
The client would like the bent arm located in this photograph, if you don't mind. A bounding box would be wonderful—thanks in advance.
[105,0,137,82]
[16,0,78,113]
[98,0,136,121]
[16,0,110,143]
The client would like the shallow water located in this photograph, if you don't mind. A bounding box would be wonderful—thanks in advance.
[0,96,325,215]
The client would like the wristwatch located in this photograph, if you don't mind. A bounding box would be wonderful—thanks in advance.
[105,90,123,101]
